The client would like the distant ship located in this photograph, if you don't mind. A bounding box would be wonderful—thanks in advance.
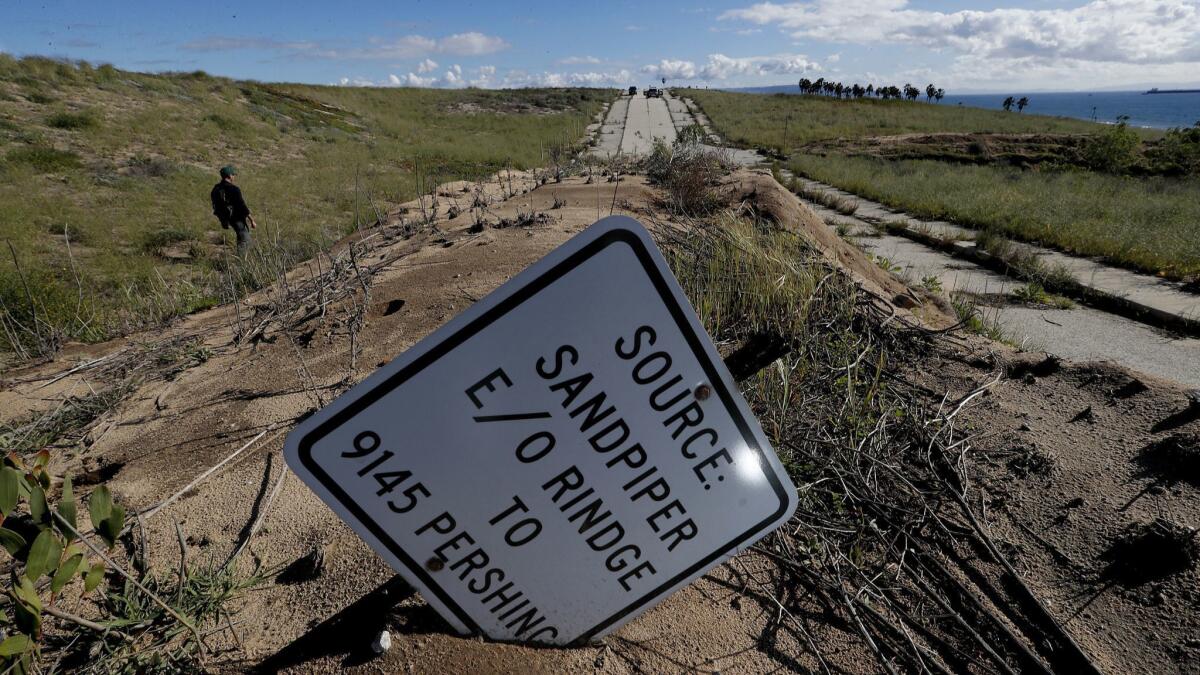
[1144,87,1200,94]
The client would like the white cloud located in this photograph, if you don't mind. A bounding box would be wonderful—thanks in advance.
[642,59,697,80]
[402,72,435,87]
[559,55,602,65]
[389,64,500,89]
[624,25,646,32]
[642,53,819,82]
[502,69,634,88]
[435,32,509,56]
[351,66,635,90]
[337,76,379,87]
[721,0,1200,64]
[416,58,438,73]
[469,65,497,87]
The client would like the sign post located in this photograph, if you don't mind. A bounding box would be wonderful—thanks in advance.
[284,216,798,645]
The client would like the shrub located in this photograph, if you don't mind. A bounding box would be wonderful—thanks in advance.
[45,109,100,130]
[676,123,708,146]
[1083,117,1140,173]
[95,63,118,82]
[25,91,57,105]
[126,155,176,178]
[644,138,728,215]
[1149,122,1200,175]
[4,146,82,172]
[139,228,197,254]
[203,113,247,133]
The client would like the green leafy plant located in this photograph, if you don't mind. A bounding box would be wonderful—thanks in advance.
[1149,122,1200,175]
[1083,116,1141,173]
[872,254,903,274]
[0,453,123,672]
[1012,282,1074,309]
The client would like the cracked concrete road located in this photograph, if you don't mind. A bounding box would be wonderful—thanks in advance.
[593,91,677,156]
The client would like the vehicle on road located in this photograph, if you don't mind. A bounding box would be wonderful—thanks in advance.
[645,87,661,98]
[628,86,637,96]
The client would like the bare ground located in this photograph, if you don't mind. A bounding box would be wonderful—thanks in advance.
[2,168,1197,673]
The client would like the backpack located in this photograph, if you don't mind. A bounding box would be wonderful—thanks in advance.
[212,183,235,227]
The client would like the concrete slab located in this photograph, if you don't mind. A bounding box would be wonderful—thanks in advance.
[804,201,1200,387]
[619,92,676,155]
[789,177,1200,324]
[605,94,1200,385]
[593,96,629,157]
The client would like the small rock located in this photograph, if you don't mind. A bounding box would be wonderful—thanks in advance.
[1066,497,1086,509]
[276,543,332,584]
[372,630,392,655]
[1019,422,1032,432]
[1069,406,1094,423]
[1022,373,1037,385]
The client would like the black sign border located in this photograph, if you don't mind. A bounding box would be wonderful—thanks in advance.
[297,226,791,643]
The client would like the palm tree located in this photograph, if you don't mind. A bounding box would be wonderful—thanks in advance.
[1002,96,1015,112]
[934,88,945,103]
[926,84,936,102]
[1017,96,1029,113]
[799,78,811,94]
[865,84,874,97]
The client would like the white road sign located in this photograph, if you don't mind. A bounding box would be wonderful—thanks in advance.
[284,216,798,645]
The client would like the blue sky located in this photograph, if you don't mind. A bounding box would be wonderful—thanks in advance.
[3,1,1199,92]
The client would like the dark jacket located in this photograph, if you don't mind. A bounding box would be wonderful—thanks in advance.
[211,181,251,226]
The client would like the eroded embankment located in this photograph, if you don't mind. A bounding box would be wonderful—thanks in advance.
[3,166,1196,674]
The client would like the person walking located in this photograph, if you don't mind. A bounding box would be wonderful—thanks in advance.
[210,165,256,255]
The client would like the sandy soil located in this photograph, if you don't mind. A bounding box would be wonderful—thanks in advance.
[3,167,1196,673]
[920,347,1200,674]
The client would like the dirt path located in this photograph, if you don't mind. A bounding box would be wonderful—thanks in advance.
[2,172,886,673]
[3,160,1196,672]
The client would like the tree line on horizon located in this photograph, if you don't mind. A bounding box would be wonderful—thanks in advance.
[797,78,944,102]
[797,77,1033,112]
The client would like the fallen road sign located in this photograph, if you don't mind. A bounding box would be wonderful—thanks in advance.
[284,215,798,645]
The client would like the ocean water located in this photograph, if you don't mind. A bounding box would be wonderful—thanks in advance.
[731,85,1200,130]
[948,91,1200,129]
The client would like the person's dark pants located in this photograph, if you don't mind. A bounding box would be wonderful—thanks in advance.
[230,221,251,255]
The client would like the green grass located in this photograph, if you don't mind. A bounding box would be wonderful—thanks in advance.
[4,146,81,172]
[951,292,1012,344]
[790,154,1200,279]
[0,55,609,357]
[685,89,1108,150]
[45,109,100,130]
